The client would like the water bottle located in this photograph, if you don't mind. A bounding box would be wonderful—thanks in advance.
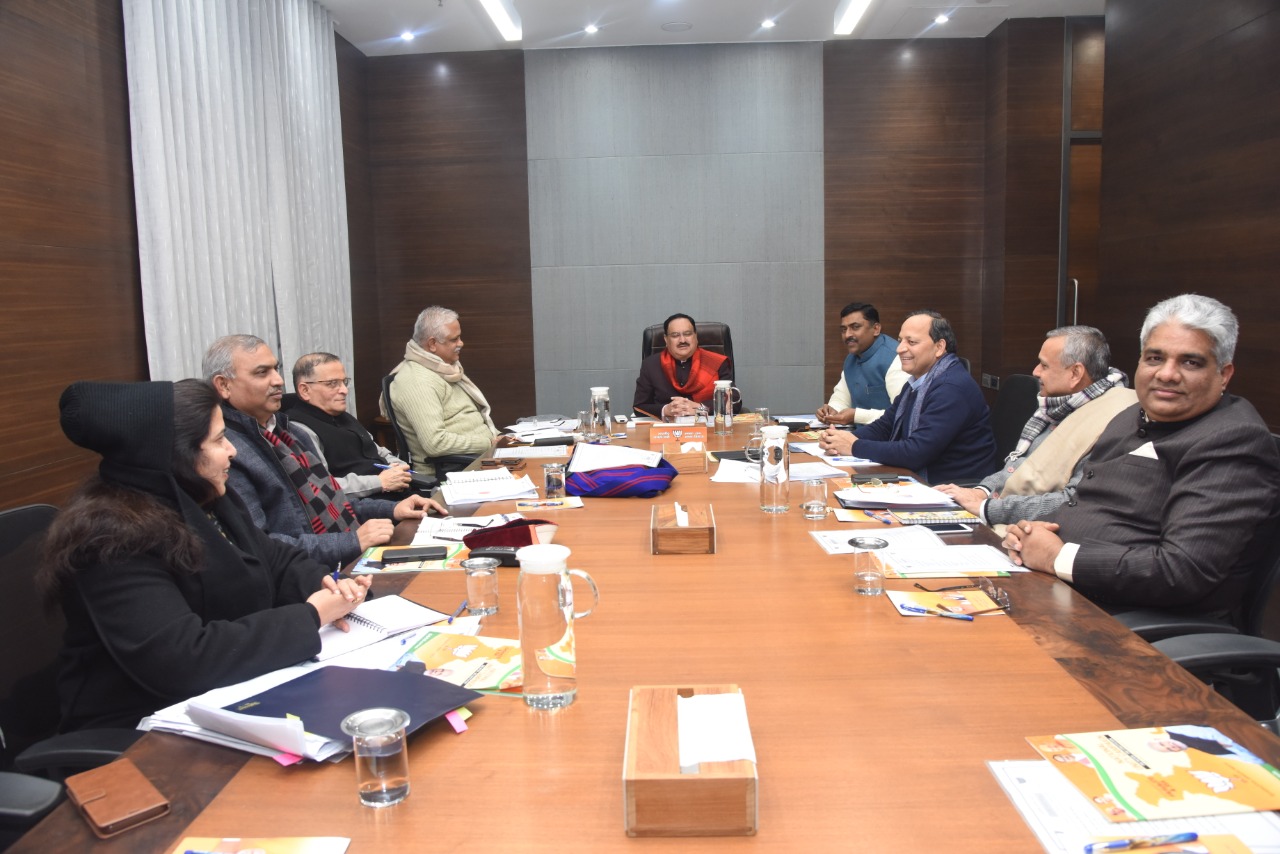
[712,380,733,435]
[758,424,790,513]
[589,387,612,444]
[515,544,600,709]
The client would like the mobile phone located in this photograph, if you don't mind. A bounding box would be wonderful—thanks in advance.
[380,546,448,563]
[924,523,972,534]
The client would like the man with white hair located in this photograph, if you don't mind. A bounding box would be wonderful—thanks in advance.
[1003,294,1280,624]
[381,306,503,476]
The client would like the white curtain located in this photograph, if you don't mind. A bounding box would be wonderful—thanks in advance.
[123,0,354,407]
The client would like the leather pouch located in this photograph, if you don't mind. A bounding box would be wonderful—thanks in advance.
[63,757,170,839]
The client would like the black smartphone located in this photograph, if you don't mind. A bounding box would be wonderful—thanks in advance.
[924,523,973,534]
[380,546,448,563]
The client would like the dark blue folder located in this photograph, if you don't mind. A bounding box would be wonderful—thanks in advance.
[225,666,481,743]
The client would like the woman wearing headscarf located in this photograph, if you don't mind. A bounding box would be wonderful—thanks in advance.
[41,379,372,731]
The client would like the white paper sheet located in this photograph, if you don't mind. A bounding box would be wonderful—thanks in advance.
[676,691,757,772]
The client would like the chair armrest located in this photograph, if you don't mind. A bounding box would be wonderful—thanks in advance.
[0,771,63,827]
[1113,609,1240,642]
[13,728,141,777]
[1153,633,1280,672]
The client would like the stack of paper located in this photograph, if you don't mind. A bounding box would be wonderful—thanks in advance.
[567,443,661,472]
[439,469,538,505]
[834,480,959,510]
[411,513,524,546]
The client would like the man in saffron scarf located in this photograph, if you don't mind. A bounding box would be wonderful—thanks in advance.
[633,313,741,419]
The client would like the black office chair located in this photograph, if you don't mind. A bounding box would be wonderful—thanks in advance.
[988,374,1040,462]
[640,321,735,378]
[0,505,139,848]
[380,373,474,481]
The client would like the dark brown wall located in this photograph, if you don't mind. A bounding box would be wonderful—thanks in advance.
[365,51,535,430]
[981,20,1066,382]
[335,35,382,422]
[1097,0,1279,427]
[823,40,987,393]
[0,0,145,511]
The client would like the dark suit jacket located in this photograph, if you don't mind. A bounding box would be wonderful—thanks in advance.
[853,359,998,484]
[1051,395,1280,623]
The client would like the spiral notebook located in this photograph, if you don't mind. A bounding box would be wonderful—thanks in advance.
[316,595,450,661]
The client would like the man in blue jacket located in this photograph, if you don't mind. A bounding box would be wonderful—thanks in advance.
[816,302,908,427]
[819,311,997,484]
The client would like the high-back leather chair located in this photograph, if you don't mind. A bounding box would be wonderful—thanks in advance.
[640,322,735,375]
[988,374,1040,462]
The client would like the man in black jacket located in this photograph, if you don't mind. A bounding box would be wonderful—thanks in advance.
[285,352,418,500]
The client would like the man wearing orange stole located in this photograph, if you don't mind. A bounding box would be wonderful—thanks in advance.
[632,313,741,419]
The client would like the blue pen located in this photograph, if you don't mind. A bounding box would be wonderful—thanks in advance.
[864,510,893,525]
[374,463,420,475]
[1084,833,1198,853]
[900,604,974,621]
[447,600,467,624]
[331,562,341,583]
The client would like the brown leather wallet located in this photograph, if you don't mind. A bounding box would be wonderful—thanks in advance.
[63,757,170,839]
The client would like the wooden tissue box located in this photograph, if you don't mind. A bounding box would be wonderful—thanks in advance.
[623,685,758,837]
[661,441,708,474]
[650,503,716,554]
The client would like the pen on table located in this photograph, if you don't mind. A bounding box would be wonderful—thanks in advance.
[447,600,467,624]
[374,463,420,475]
[864,510,893,525]
[1084,833,1198,853]
[900,604,974,621]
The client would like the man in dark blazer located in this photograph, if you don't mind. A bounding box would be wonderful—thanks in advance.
[1003,294,1280,624]
[818,310,998,484]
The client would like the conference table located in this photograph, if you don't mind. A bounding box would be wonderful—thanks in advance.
[17,422,1280,852]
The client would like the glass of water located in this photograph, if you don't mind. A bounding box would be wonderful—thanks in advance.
[800,480,827,519]
[341,707,411,808]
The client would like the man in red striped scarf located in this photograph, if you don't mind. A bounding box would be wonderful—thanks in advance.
[205,335,443,568]
[632,313,741,420]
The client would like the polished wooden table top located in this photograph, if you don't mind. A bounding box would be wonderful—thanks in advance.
[18,423,1280,852]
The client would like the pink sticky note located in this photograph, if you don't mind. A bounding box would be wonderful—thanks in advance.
[445,710,468,733]
[273,752,304,766]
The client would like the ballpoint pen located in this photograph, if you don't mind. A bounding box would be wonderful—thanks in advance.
[374,463,420,475]
[1084,833,1198,853]
[331,562,341,583]
[864,510,893,525]
[447,600,468,624]
[900,604,974,621]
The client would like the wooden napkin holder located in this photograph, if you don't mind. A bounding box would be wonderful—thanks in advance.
[623,684,758,837]
[660,441,708,474]
[649,503,716,554]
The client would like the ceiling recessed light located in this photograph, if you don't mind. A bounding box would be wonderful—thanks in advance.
[934,14,950,25]
[478,0,522,41]
[400,31,414,42]
[761,19,776,29]
[661,21,692,33]
[584,24,598,34]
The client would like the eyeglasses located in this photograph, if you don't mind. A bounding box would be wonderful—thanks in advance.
[301,377,351,389]
[913,578,1012,614]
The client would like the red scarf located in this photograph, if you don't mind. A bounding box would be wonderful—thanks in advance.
[660,349,727,403]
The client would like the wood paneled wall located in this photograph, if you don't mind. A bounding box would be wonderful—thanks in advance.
[365,51,535,430]
[823,40,986,394]
[0,0,145,511]
[1097,0,1280,427]
[981,20,1066,382]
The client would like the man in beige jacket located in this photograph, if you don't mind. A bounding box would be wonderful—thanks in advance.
[381,306,509,477]
[936,325,1136,530]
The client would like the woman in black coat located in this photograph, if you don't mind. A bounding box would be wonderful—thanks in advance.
[41,379,371,731]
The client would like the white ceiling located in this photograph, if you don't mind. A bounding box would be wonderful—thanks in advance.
[321,0,1104,58]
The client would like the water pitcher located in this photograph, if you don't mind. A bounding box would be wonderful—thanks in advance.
[515,544,600,709]
[757,424,790,513]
